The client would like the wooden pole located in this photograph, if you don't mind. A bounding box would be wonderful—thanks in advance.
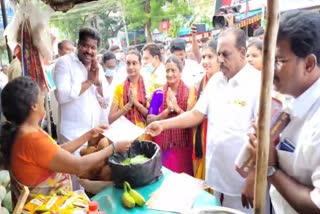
[13,186,29,213]
[0,0,13,62]
[45,94,52,136]
[253,1,280,214]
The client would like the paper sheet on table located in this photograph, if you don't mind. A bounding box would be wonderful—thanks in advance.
[146,173,206,213]
[102,116,145,142]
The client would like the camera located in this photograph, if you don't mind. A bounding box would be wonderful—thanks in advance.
[212,5,242,28]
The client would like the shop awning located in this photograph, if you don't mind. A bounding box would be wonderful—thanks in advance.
[235,9,262,28]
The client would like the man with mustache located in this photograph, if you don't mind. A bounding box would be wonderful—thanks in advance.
[54,27,110,152]
[146,28,260,213]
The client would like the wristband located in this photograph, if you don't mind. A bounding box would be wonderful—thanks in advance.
[267,166,277,177]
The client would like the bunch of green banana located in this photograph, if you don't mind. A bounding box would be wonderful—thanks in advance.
[122,181,146,208]
[122,181,135,208]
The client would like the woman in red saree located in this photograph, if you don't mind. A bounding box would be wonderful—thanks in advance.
[147,56,193,175]
[109,50,151,140]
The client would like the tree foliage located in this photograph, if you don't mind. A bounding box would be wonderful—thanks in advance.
[50,15,89,42]
[50,0,124,49]
[123,0,192,41]
[49,0,194,48]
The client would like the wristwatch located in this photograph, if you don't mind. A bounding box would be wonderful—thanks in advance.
[267,166,277,177]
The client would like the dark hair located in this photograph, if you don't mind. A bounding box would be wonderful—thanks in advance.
[253,27,264,37]
[219,27,246,50]
[247,38,263,52]
[158,43,164,50]
[142,43,162,61]
[126,50,142,64]
[170,38,186,53]
[165,55,183,72]
[109,45,120,52]
[206,40,218,54]
[102,51,116,63]
[278,10,320,66]
[78,27,100,47]
[128,47,138,52]
[58,40,73,50]
[0,77,39,168]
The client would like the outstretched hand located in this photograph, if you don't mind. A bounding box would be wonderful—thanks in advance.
[145,121,163,137]
[90,125,108,138]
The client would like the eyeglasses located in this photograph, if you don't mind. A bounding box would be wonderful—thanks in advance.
[274,57,297,69]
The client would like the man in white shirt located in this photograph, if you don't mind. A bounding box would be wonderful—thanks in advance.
[54,28,110,151]
[146,28,261,213]
[169,38,204,88]
[58,40,75,57]
[247,10,320,214]
[109,45,127,86]
[50,40,75,140]
[141,43,166,94]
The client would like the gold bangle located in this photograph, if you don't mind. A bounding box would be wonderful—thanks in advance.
[87,80,93,85]
[123,106,129,111]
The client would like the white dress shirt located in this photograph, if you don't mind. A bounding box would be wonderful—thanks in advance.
[53,53,110,143]
[182,59,204,88]
[141,63,166,87]
[0,72,8,89]
[112,63,127,88]
[195,64,261,196]
[270,77,320,214]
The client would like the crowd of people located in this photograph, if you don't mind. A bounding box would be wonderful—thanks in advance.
[0,9,319,214]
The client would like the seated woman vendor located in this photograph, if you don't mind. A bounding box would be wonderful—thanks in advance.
[0,76,131,204]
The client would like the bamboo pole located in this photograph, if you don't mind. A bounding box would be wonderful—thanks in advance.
[45,94,52,136]
[13,186,30,214]
[254,1,280,214]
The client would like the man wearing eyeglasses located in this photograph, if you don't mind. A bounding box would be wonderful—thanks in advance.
[246,10,320,214]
